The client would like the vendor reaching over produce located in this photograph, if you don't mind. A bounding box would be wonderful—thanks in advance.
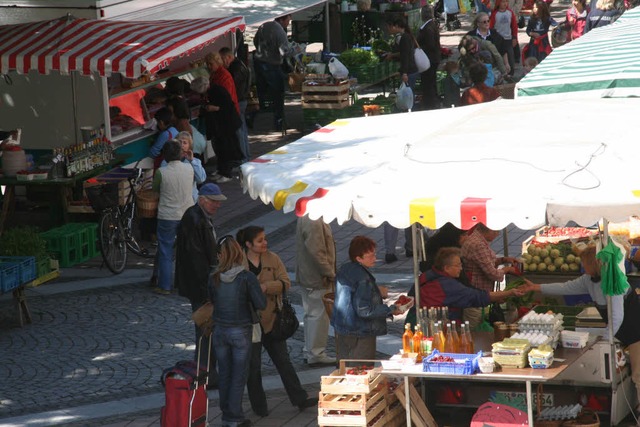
[420,247,524,320]
[519,245,640,415]
[519,245,624,338]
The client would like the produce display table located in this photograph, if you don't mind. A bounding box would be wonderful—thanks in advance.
[381,333,597,426]
[0,156,126,235]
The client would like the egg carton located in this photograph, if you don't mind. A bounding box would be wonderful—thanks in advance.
[510,331,559,348]
[537,404,582,421]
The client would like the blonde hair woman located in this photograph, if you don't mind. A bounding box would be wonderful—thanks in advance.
[584,0,620,33]
[209,236,266,427]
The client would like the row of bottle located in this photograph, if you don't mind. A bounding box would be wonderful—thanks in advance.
[402,320,475,360]
[52,138,114,178]
[416,306,451,338]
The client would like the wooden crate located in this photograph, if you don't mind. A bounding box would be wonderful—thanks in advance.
[394,380,438,427]
[302,80,350,109]
[320,368,385,395]
[318,385,388,426]
[386,400,405,427]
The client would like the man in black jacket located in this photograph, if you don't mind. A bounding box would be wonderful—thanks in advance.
[417,4,442,110]
[175,183,226,388]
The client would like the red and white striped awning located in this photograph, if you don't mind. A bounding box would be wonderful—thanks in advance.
[0,15,245,79]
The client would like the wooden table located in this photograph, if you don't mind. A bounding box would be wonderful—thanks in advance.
[0,158,125,235]
[381,333,597,426]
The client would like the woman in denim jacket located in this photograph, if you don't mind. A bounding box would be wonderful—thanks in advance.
[210,236,266,427]
[331,236,403,362]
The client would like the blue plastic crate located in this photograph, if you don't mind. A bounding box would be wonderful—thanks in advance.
[0,262,20,293]
[0,256,36,285]
[422,350,482,375]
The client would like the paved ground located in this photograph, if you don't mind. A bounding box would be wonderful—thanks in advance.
[3,7,638,426]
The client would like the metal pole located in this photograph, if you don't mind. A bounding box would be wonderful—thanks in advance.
[412,223,420,310]
[325,0,331,52]
[502,228,509,257]
[71,71,79,143]
[602,219,618,394]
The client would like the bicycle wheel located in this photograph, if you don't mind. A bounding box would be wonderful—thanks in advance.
[99,210,128,274]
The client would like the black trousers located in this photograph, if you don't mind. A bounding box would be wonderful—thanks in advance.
[247,331,308,413]
[421,64,440,111]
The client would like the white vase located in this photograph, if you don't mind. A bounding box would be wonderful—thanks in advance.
[341,1,349,12]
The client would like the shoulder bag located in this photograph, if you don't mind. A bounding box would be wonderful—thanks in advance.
[192,301,214,336]
[268,281,299,341]
[412,35,431,73]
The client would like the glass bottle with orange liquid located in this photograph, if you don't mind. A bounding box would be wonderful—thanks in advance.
[402,323,414,353]
[460,323,470,354]
[465,320,474,353]
[451,320,460,353]
[444,322,455,353]
[413,324,424,361]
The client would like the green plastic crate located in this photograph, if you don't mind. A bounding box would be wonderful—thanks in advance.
[41,223,99,268]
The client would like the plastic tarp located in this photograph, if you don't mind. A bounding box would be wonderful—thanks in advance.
[241,97,640,231]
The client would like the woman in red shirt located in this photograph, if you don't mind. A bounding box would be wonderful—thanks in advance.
[206,52,239,114]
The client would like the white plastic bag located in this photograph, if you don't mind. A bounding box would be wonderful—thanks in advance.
[328,57,349,80]
[395,82,414,111]
[414,48,431,73]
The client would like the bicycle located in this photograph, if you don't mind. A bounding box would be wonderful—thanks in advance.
[86,166,155,274]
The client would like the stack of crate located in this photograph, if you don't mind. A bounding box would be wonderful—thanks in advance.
[318,366,401,427]
[302,80,351,109]
[40,223,98,268]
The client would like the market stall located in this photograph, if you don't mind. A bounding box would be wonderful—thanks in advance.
[0,14,245,158]
[241,96,640,424]
[515,7,640,99]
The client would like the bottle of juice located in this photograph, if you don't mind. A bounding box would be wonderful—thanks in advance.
[465,320,474,353]
[451,320,460,353]
[460,323,470,354]
[437,321,446,352]
[432,322,442,353]
[413,324,424,361]
[402,323,414,353]
[444,322,455,353]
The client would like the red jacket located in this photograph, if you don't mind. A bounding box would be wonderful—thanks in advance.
[210,66,239,114]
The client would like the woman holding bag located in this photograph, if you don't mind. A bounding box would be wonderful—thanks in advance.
[237,226,318,417]
[385,16,419,110]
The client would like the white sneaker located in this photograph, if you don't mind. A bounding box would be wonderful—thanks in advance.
[214,176,232,183]
[307,354,336,366]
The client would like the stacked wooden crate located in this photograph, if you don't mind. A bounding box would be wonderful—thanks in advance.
[302,80,351,110]
[318,366,401,427]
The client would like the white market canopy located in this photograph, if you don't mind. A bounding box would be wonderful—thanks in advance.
[516,7,640,99]
[0,15,245,79]
[241,97,640,231]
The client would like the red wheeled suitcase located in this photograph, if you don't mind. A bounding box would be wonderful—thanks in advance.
[160,337,211,427]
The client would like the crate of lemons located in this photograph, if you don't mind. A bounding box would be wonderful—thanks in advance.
[522,242,581,273]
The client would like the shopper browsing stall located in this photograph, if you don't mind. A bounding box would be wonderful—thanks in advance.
[331,236,404,362]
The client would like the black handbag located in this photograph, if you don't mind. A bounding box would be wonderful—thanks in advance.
[268,282,299,341]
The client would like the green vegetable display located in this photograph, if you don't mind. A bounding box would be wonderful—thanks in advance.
[338,48,379,69]
[0,226,48,261]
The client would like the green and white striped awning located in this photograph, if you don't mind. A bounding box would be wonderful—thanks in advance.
[516,7,640,98]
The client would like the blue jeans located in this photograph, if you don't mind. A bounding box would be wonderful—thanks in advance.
[383,222,413,255]
[253,59,285,127]
[236,99,250,162]
[156,219,179,291]
[213,325,252,424]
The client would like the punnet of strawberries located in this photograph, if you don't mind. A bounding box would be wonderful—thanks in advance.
[395,295,412,305]
[345,364,372,375]
[3,144,23,152]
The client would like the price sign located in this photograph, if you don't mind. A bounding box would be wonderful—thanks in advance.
[492,391,554,407]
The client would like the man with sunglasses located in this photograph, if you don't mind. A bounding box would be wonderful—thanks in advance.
[175,183,227,388]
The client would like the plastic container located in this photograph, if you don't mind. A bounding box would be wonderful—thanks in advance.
[478,357,495,373]
[2,149,27,177]
[0,256,36,285]
[422,350,482,375]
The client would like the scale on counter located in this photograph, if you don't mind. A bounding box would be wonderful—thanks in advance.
[574,307,607,328]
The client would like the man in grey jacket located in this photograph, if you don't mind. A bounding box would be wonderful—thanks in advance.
[295,215,336,366]
[253,14,292,132]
